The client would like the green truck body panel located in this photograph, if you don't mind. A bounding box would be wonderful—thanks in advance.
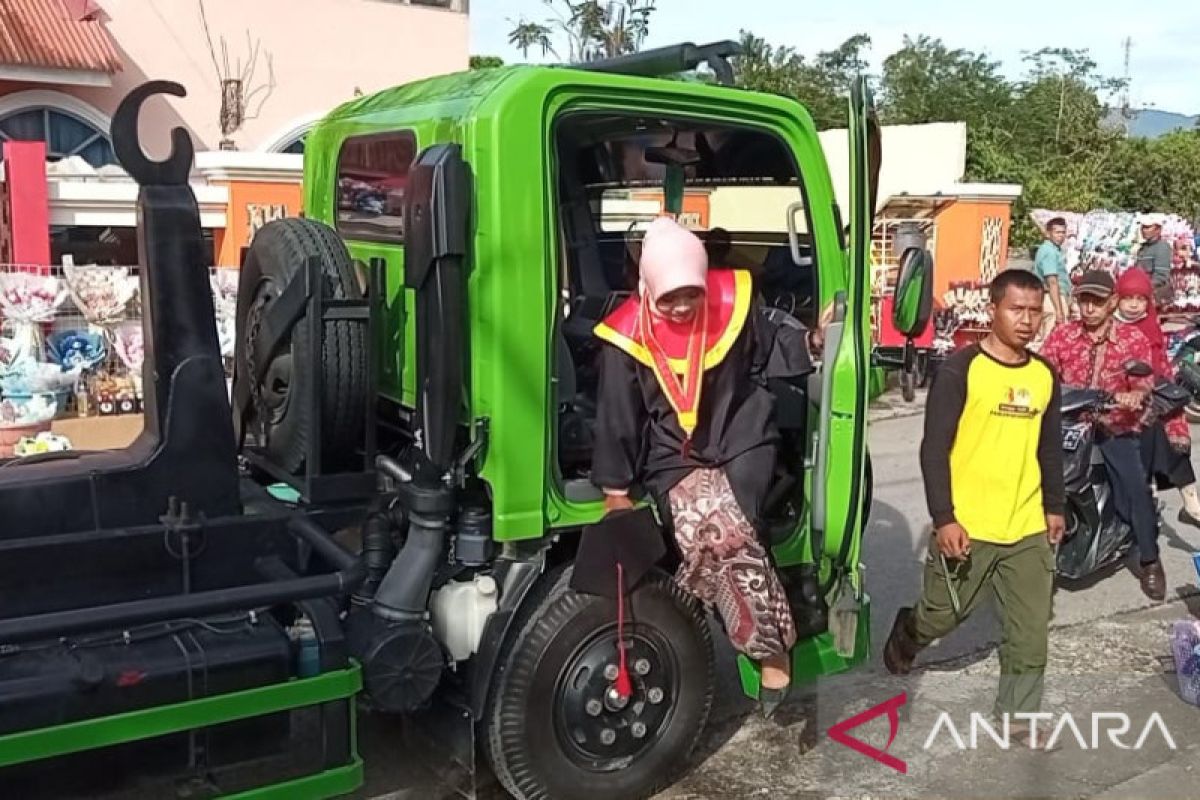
[0,665,362,796]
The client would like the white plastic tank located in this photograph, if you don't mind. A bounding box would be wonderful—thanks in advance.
[429,574,499,662]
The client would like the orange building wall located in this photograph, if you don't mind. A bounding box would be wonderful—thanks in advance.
[630,190,711,229]
[931,199,1013,300]
[212,181,303,267]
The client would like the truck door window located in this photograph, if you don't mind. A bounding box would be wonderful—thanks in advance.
[335,131,417,244]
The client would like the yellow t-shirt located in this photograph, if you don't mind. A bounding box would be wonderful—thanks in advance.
[919,345,1064,545]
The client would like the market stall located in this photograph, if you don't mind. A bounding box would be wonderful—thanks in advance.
[0,263,238,456]
[933,209,1200,352]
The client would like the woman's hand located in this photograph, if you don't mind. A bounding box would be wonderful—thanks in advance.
[809,302,837,352]
[603,492,635,515]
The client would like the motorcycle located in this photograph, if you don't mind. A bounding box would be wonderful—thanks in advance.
[1164,315,1200,422]
[1056,360,1193,581]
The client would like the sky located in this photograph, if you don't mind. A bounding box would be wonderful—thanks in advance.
[470,0,1200,115]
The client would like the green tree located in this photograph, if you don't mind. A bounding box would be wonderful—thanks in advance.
[1105,131,1200,221]
[733,30,871,130]
[881,36,1000,123]
[879,35,1012,175]
[508,1,656,63]
[469,55,505,70]
[998,49,1126,244]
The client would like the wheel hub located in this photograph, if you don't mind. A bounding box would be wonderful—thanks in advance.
[556,630,676,768]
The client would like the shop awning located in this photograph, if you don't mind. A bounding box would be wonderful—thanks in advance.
[0,0,122,86]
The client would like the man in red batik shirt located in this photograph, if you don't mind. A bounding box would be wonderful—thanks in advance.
[1040,271,1164,600]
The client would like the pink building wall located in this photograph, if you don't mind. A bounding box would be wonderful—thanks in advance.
[3,0,469,156]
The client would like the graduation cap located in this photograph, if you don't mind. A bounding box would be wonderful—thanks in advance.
[571,506,667,698]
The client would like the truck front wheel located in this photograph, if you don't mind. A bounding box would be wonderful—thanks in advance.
[484,568,714,800]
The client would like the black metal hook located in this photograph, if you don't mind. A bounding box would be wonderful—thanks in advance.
[111,80,194,187]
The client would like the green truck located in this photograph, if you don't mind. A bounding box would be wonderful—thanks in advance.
[0,41,931,800]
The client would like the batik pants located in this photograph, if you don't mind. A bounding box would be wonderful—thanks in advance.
[667,468,797,661]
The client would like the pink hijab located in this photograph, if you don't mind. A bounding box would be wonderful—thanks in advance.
[638,217,708,304]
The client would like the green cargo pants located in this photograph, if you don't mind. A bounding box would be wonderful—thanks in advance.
[911,531,1055,717]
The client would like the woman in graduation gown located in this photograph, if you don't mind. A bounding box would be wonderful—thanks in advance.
[591,216,813,716]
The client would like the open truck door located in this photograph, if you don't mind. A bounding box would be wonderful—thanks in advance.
[805,77,883,664]
[807,77,934,663]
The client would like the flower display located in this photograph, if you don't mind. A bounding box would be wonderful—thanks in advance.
[47,330,107,372]
[113,320,145,375]
[0,394,57,428]
[211,268,240,359]
[64,265,138,326]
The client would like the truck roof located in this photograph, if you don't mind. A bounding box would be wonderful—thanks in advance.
[314,64,804,133]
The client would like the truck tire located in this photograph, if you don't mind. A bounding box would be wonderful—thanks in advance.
[484,568,714,800]
[237,217,366,473]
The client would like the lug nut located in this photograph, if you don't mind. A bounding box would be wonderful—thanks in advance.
[634,658,651,676]
[603,664,619,681]
[631,722,648,739]
[586,699,603,717]
[606,687,630,709]
[573,728,588,745]
[600,728,617,746]
[648,687,664,705]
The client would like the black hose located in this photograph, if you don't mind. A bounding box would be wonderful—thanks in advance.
[370,513,444,622]
[367,454,451,621]
[355,504,404,602]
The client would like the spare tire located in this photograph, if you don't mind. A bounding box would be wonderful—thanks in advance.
[236,217,366,473]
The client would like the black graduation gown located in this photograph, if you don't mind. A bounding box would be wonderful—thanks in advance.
[591,298,813,530]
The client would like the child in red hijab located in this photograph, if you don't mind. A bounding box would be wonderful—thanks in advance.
[1116,269,1200,526]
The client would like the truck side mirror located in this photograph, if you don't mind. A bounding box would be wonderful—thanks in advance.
[892,247,934,339]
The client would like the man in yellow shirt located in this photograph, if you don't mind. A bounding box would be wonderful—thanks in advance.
[884,269,1067,746]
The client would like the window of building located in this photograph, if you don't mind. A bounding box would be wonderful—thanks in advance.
[0,107,115,167]
[335,131,417,244]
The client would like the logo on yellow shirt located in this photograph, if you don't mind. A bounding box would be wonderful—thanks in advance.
[996,386,1037,419]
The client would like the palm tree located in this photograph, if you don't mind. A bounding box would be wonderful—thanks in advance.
[509,1,656,64]
[507,20,557,59]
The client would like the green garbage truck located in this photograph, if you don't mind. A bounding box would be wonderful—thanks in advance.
[0,40,931,800]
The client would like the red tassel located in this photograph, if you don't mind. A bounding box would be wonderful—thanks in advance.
[615,562,633,699]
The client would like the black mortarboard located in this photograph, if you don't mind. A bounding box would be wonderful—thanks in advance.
[570,506,667,598]
[570,505,668,699]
